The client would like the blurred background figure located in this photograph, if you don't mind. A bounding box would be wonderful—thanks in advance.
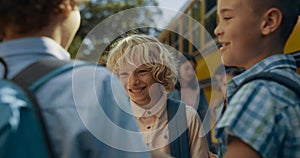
[209,64,245,153]
[168,54,209,122]
[211,64,245,120]
[168,53,213,152]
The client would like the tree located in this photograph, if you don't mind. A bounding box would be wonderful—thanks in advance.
[69,0,161,59]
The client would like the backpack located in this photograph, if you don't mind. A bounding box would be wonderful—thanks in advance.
[167,98,191,158]
[0,57,93,158]
[290,51,300,67]
[232,72,300,98]
[227,51,300,97]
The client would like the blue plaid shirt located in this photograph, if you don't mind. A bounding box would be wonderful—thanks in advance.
[215,54,300,158]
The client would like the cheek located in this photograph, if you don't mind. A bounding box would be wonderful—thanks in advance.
[179,69,184,76]
[180,68,190,78]
[231,20,260,49]
[71,9,81,32]
[179,71,185,78]
[147,77,159,87]
[188,69,195,76]
[120,78,128,87]
[225,27,250,60]
[179,73,187,81]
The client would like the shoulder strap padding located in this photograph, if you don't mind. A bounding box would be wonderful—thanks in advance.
[233,72,300,97]
[290,51,300,68]
[12,58,94,91]
[167,98,191,158]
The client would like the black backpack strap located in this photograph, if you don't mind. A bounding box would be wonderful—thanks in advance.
[289,51,300,67]
[0,57,8,79]
[233,72,300,97]
[11,58,75,158]
[167,98,191,158]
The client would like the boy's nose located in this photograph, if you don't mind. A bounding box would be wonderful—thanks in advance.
[129,74,140,84]
[214,24,223,37]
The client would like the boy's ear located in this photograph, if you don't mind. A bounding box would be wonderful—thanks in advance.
[58,1,74,17]
[260,8,282,35]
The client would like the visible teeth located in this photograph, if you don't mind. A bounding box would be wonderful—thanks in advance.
[131,89,142,93]
[223,43,228,47]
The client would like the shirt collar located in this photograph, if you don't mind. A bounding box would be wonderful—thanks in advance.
[0,37,70,60]
[130,93,167,118]
[227,54,297,97]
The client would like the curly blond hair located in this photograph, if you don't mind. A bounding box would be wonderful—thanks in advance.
[107,34,178,92]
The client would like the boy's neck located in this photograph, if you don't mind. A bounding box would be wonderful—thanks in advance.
[245,36,284,69]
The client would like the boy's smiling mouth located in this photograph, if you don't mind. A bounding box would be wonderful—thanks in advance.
[129,87,146,94]
[219,42,230,51]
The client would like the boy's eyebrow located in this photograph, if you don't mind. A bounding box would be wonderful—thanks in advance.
[219,8,233,14]
[119,72,129,75]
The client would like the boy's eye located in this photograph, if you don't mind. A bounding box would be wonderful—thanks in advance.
[223,17,232,21]
[137,69,150,75]
[119,72,129,78]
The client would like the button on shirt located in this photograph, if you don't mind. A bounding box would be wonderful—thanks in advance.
[215,54,300,158]
[131,93,209,158]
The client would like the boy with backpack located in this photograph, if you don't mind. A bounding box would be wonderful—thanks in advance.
[107,34,210,158]
[214,0,300,157]
[0,0,160,157]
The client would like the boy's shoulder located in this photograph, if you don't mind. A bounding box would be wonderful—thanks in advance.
[228,54,300,109]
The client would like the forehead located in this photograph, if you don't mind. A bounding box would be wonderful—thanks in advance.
[181,61,195,68]
[116,49,161,72]
[217,0,251,13]
[118,63,150,72]
[117,56,144,71]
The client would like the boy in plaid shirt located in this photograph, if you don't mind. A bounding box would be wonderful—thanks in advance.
[214,0,300,157]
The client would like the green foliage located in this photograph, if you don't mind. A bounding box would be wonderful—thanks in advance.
[68,0,161,58]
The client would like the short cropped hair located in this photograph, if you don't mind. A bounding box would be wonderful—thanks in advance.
[107,34,178,92]
[252,0,300,44]
[0,0,80,38]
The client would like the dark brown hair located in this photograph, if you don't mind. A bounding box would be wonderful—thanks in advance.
[254,0,300,44]
[0,0,78,38]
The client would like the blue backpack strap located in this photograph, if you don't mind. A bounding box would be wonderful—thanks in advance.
[12,58,95,91]
[167,98,190,158]
[232,72,300,97]
[11,57,95,158]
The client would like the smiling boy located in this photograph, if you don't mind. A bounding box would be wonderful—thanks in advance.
[107,34,209,158]
[214,0,300,158]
